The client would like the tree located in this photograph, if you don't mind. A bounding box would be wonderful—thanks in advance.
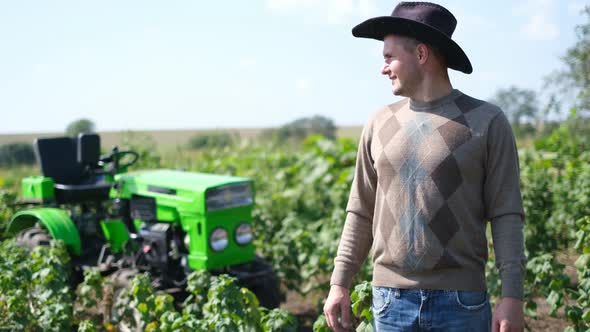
[270,115,337,142]
[65,119,96,137]
[307,115,337,140]
[490,86,540,126]
[546,6,590,113]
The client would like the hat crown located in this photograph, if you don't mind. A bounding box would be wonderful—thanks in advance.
[392,2,457,37]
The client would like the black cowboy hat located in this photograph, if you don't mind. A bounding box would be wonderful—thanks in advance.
[352,1,472,74]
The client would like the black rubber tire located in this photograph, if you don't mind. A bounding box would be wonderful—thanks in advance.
[15,227,52,250]
[227,256,284,309]
[15,226,79,289]
[250,271,282,309]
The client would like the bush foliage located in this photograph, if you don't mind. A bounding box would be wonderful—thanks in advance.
[0,143,35,167]
[187,132,237,150]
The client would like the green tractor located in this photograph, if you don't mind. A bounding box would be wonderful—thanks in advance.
[4,133,281,308]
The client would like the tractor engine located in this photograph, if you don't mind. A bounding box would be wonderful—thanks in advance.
[124,196,186,279]
[138,222,173,270]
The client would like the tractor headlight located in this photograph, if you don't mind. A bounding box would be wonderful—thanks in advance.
[235,223,253,245]
[184,234,190,249]
[209,228,228,252]
[206,183,253,212]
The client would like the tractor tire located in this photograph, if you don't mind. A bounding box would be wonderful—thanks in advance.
[250,271,282,309]
[14,226,80,289]
[229,256,283,309]
[109,268,141,332]
[15,227,52,250]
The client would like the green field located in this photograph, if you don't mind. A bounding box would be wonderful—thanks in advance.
[0,116,589,331]
[0,126,364,149]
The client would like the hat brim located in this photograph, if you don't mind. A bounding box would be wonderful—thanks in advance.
[352,16,472,74]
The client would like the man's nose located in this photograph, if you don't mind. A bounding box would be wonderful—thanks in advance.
[381,64,390,76]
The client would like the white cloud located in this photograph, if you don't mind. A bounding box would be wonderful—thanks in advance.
[358,0,377,19]
[520,13,559,41]
[327,0,354,24]
[451,9,493,37]
[266,0,378,25]
[515,0,560,41]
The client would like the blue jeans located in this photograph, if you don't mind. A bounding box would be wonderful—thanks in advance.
[372,287,491,332]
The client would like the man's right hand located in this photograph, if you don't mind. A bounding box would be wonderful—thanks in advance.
[323,285,352,332]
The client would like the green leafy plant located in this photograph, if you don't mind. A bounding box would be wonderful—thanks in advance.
[260,307,299,332]
[564,216,590,331]
[75,268,108,327]
[0,189,17,239]
[0,239,73,331]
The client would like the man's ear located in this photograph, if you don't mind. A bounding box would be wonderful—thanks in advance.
[416,44,429,64]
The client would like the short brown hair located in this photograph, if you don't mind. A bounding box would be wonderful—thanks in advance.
[399,36,448,68]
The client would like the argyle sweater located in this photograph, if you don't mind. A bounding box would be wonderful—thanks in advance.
[330,89,526,298]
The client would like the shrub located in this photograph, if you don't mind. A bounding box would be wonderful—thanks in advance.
[262,115,337,142]
[0,143,36,167]
[187,132,236,150]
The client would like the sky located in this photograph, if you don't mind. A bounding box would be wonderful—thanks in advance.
[0,0,587,134]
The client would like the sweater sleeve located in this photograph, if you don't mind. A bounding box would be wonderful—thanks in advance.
[484,111,525,220]
[484,111,526,299]
[330,122,377,289]
[491,214,526,299]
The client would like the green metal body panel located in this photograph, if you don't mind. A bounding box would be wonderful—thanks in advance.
[133,219,145,231]
[6,208,81,255]
[21,176,54,202]
[189,206,256,270]
[112,169,256,270]
[100,219,130,253]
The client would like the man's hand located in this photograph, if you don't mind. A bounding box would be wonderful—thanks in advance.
[323,285,351,332]
[492,297,525,332]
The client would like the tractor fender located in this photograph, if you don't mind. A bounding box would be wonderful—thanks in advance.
[6,208,81,256]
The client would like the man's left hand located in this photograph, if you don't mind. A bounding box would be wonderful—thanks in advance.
[492,297,525,332]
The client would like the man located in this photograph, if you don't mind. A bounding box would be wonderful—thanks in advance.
[323,2,526,332]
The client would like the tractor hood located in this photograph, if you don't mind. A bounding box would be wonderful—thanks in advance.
[115,169,251,193]
[113,169,254,219]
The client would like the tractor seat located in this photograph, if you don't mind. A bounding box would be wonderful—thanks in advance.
[53,182,112,203]
[34,134,112,204]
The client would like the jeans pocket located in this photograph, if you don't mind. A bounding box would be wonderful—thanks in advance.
[371,286,391,316]
[455,290,488,311]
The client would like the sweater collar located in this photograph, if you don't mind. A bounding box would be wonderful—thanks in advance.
[409,89,462,110]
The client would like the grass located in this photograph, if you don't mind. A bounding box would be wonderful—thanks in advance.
[0,165,37,191]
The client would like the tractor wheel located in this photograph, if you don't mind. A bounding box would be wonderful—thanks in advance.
[229,256,283,308]
[250,271,282,309]
[109,268,141,332]
[15,226,81,289]
[15,227,52,250]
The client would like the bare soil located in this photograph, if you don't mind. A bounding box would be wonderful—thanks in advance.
[281,291,323,332]
[525,297,568,331]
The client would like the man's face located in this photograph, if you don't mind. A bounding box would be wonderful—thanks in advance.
[381,35,422,97]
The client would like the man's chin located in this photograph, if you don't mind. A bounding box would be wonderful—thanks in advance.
[391,87,405,97]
